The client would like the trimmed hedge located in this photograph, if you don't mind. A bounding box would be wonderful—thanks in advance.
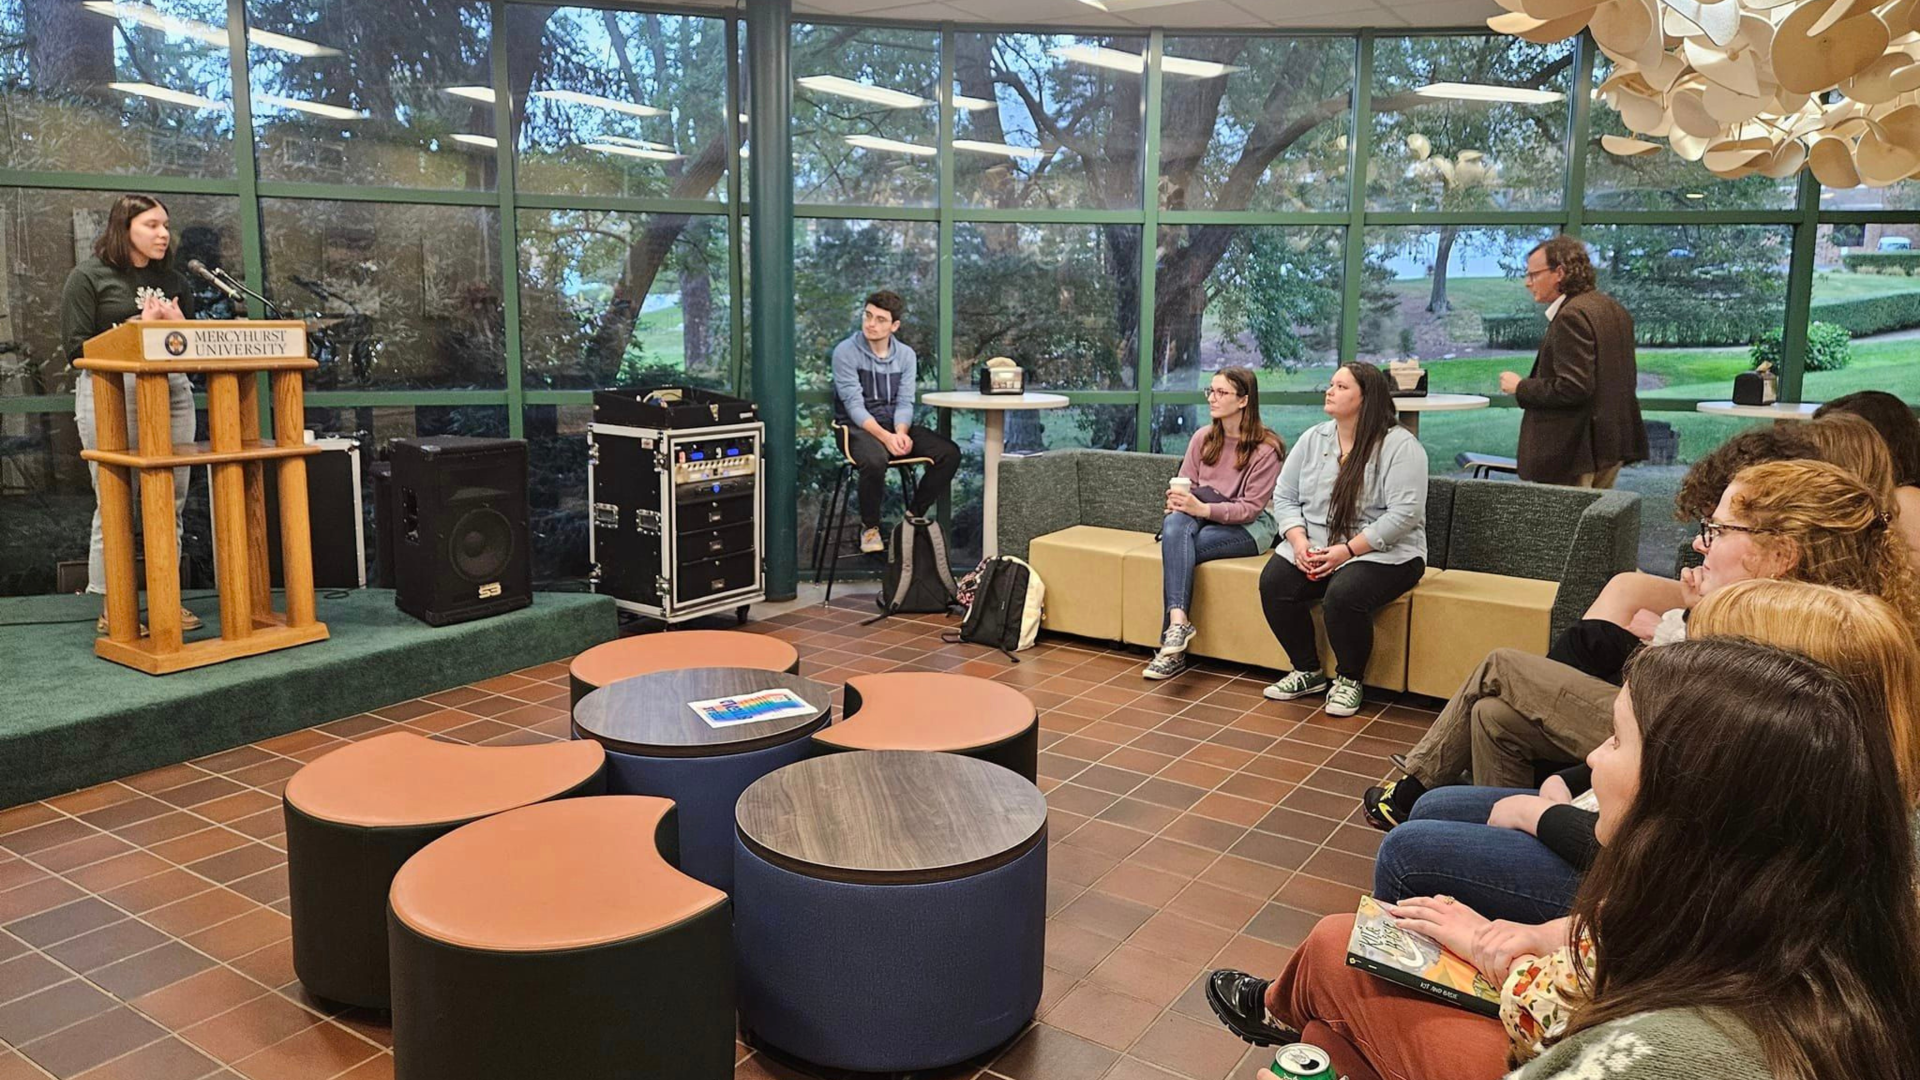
[1841,252,1920,275]
[1751,321,1852,372]
[1484,288,1920,349]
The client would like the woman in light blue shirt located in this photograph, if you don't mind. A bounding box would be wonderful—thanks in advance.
[1260,362,1428,717]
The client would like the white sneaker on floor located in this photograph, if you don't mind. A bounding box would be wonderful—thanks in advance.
[1324,676,1364,717]
[859,527,885,554]
[1142,649,1189,680]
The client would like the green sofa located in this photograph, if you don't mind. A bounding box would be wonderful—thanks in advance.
[996,449,1641,698]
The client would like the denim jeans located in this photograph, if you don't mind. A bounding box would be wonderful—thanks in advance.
[1371,785,1585,924]
[75,371,195,595]
[1159,512,1257,620]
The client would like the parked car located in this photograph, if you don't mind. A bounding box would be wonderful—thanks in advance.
[1878,236,1912,251]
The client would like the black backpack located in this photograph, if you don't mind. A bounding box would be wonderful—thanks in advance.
[945,556,1045,661]
[871,515,958,619]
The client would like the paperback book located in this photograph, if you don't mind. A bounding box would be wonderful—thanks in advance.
[1344,895,1501,1017]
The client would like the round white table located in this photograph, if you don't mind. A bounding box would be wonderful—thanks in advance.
[1392,393,1489,436]
[1696,401,1820,422]
[922,391,1070,558]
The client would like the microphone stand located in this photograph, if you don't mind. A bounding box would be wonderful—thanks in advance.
[211,267,289,320]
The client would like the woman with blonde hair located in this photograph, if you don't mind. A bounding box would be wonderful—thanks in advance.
[1802,410,1920,562]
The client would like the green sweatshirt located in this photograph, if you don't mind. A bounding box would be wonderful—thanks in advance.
[59,254,197,365]
[1508,1007,1767,1079]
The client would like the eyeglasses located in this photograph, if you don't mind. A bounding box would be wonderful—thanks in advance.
[1523,267,1556,281]
[1697,518,1763,550]
[1203,387,1244,399]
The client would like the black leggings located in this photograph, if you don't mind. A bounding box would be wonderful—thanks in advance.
[1259,555,1426,681]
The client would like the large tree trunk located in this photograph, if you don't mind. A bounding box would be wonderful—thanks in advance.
[682,249,712,375]
[1428,226,1458,314]
[23,0,113,93]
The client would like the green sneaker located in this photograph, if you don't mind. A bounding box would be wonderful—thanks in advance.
[1324,676,1364,717]
[1263,669,1330,701]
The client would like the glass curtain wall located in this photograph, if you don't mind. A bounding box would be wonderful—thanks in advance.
[4,7,1914,592]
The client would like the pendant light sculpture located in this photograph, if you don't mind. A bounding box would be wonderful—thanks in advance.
[1486,0,1920,186]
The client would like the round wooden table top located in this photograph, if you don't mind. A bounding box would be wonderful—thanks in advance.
[813,672,1037,753]
[572,667,831,758]
[390,796,726,952]
[1695,400,1821,421]
[736,750,1047,884]
[570,631,799,692]
[1390,393,1489,412]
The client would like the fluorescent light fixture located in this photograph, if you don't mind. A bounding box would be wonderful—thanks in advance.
[595,135,676,151]
[585,142,685,161]
[1685,191,1706,199]
[444,86,496,104]
[1413,82,1565,105]
[952,138,1045,161]
[82,2,338,56]
[254,93,365,120]
[532,89,664,117]
[844,134,936,156]
[1047,45,1239,79]
[797,75,926,109]
[109,81,224,110]
[451,133,497,149]
[1076,0,1110,9]
[952,93,994,111]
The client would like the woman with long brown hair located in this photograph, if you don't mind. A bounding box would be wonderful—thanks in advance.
[1206,637,1920,1080]
[1144,366,1285,680]
[1259,361,1427,717]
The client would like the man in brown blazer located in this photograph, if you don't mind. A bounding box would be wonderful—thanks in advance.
[1498,236,1648,488]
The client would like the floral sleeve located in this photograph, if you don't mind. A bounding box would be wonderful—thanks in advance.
[1501,934,1594,1062]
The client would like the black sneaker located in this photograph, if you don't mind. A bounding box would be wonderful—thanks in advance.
[1360,775,1425,832]
[1204,969,1298,1046]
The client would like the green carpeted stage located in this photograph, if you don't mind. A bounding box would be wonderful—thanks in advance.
[0,589,617,808]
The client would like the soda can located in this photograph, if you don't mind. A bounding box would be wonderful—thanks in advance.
[1265,1042,1336,1080]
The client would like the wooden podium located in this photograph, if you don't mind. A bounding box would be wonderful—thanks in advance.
[76,320,329,674]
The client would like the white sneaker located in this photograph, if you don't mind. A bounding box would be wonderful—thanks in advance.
[859,527,885,554]
[1142,649,1189,680]
[1324,676,1364,717]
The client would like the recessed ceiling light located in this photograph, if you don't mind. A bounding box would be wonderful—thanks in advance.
[844,134,936,156]
[1048,45,1240,79]
[451,133,497,149]
[444,86,496,104]
[253,94,366,120]
[109,81,224,110]
[1413,82,1564,105]
[798,75,926,109]
[585,142,685,161]
[952,138,1045,161]
[532,89,665,117]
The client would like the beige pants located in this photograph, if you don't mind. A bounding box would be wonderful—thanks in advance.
[1571,463,1622,489]
[1402,648,1621,790]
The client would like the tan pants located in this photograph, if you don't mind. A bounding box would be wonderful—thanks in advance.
[1572,463,1622,489]
[1401,648,1621,790]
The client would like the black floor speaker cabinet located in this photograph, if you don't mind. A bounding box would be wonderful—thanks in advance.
[207,436,365,590]
[388,436,532,626]
[589,390,765,623]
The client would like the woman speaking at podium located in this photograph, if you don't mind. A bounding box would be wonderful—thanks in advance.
[61,194,202,635]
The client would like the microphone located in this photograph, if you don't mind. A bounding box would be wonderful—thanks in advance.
[187,259,242,302]
[208,265,288,319]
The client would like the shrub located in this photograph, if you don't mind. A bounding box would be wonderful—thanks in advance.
[1749,321,1852,373]
[1841,252,1920,276]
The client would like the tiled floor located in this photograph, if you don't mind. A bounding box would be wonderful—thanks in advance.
[0,595,1437,1080]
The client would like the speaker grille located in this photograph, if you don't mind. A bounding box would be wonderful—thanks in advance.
[448,507,514,583]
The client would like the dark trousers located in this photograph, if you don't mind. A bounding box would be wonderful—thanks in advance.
[840,423,961,528]
[1259,555,1426,681]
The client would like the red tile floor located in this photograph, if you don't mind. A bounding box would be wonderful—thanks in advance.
[0,596,1438,1080]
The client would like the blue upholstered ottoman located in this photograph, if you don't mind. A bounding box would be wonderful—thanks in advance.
[572,666,830,892]
[733,751,1048,1072]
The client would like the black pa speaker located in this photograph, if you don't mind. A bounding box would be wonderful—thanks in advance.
[389,436,532,626]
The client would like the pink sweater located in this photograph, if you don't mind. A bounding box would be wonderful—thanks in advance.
[1178,429,1283,526]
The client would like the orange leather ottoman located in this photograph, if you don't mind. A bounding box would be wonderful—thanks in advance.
[811,672,1039,782]
[568,630,800,708]
[283,732,605,1008]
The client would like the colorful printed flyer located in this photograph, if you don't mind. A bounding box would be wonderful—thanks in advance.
[686,689,815,728]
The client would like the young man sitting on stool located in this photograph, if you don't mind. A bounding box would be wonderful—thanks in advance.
[831,290,960,553]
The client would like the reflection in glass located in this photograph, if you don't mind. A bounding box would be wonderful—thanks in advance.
[1362,226,1554,369]
[1822,179,1920,211]
[792,24,938,206]
[524,404,591,584]
[1153,225,1344,391]
[952,32,1145,210]
[1,0,235,175]
[953,222,1138,390]
[1583,224,1790,399]
[946,403,1136,563]
[0,187,240,397]
[246,0,495,188]
[518,209,730,391]
[1368,36,1573,212]
[1159,36,1352,213]
[260,199,505,389]
[1583,61,1794,212]
[1151,404,1329,456]
[513,7,727,200]
[794,219,937,389]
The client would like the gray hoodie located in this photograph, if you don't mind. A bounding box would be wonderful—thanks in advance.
[831,331,917,430]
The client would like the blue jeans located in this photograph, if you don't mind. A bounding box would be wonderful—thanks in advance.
[1160,512,1257,621]
[1371,786,1585,924]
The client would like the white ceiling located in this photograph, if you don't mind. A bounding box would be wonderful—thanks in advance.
[677,0,1504,30]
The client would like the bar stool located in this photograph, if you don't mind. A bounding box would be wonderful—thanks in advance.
[810,423,931,603]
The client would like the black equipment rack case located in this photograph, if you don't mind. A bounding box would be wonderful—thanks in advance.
[588,389,766,623]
